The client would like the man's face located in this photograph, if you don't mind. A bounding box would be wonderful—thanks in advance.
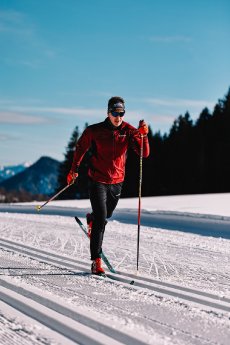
[108,108,124,127]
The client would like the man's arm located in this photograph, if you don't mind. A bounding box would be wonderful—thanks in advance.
[129,120,150,158]
[67,127,92,184]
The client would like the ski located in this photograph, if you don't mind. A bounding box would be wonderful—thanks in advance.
[74,216,117,273]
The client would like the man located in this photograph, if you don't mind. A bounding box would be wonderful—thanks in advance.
[67,96,150,275]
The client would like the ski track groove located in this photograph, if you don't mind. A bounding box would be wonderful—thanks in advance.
[0,286,125,345]
[1,278,220,345]
[0,238,230,315]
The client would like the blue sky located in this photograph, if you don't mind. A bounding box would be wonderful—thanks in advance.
[1,0,229,165]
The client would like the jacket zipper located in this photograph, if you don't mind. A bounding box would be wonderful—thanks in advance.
[112,131,116,182]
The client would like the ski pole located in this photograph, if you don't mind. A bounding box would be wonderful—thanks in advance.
[136,133,144,274]
[35,181,74,211]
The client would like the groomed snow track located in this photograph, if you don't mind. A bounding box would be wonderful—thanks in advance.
[1,238,230,316]
[0,240,149,345]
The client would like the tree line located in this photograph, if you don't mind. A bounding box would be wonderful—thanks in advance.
[56,88,230,199]
[0,187,46,203]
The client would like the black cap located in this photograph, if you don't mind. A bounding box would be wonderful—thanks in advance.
[108,96,125,112]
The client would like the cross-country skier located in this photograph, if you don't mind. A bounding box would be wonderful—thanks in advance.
[67,96,150,275]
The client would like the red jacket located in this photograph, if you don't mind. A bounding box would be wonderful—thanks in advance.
[71,118,150,184]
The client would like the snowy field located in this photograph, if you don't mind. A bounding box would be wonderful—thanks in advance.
[0,193,230,345]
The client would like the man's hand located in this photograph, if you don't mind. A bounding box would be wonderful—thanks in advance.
[67,170,78,185]
[138,120,149,135]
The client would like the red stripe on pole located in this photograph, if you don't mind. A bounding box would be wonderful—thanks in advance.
[137,134,144,273]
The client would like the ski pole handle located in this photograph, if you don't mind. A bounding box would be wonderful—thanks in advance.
[36,181,74,211]
[138,119,148,135]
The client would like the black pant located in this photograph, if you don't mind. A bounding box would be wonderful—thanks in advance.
[88,179,123,260]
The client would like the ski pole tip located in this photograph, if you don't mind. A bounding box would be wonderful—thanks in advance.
[35,205,41,211]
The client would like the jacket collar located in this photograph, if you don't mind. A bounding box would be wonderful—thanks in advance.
[104,117,125,131]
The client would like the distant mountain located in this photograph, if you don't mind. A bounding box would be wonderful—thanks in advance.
[0,156,60,195]
[0,162,31,182]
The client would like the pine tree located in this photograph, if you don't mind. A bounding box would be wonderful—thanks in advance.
[56,126,80,199]
[212,88,230,191]
[76,123,91,199]
[54,87,230,199]
[146,130,166,195]
[193,107,211,192]
[165,112,194,194]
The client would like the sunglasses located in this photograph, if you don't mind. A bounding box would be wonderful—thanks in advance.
[111,111,125,117]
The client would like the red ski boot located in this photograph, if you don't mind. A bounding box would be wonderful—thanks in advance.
[91,258,105,275]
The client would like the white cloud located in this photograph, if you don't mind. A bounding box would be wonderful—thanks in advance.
[0,96,215,134]
[0,111,48,124]
[0,98,44,105]
[126,96,217,133]
[143,97,215,110]
[7,106,105,117]
[0,133,18,141]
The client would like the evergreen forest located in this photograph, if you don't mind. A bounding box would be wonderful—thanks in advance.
[56,88,230,199]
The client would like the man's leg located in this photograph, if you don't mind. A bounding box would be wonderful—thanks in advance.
[97,183,122,253]
[88,180,108,260]
[106,182,123,218]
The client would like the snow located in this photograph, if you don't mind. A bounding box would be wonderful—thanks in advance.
[39,192,230,218]
[1,193,230,344]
